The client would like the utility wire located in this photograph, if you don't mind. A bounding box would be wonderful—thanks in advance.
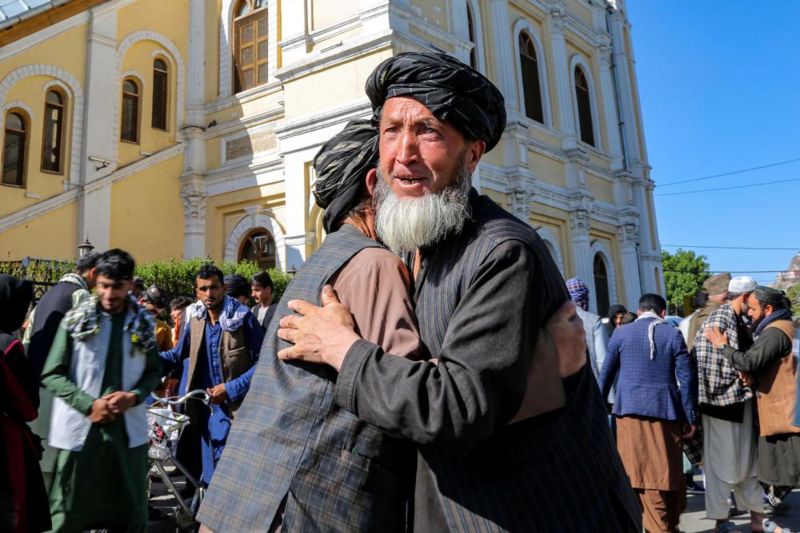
[655,178,800,197]
[664,269,799,274]
[658,157,800,188]
[662,244,800,251]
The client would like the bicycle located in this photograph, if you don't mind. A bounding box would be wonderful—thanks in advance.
[147,389,210,530]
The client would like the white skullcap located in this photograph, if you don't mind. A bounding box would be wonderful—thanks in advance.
[728,276,757,294]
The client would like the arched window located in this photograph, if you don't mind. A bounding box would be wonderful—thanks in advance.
[3,111,28,186]
[574,66,595,146]
[233,0,269,93]
[152,58,168,131]
[519,32,544,123]
[466,4,478,69]
[42,89,66,173]
[239,228,276,269]
[121,78,140,143]
[593,253,610,316]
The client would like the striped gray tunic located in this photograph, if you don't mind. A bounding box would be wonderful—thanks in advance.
[336,191,641,532]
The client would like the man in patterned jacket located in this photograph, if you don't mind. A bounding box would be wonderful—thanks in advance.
[691,275,764,531]
[278,52,640,532]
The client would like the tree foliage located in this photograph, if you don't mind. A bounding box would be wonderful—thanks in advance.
[786,283,800,315]
[661,249,710,314]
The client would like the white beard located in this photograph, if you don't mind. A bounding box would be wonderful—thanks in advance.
[373,166,471,254]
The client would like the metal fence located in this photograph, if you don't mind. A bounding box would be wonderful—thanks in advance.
[0,257,73,303]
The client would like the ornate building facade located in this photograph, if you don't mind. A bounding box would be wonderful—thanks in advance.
[0,0,663,313]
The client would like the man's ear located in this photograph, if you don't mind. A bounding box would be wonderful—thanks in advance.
[365,168,378,196]
[659,309,667,319]
[465,140,486,174]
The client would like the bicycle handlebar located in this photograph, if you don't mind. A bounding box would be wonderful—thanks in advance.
[151,389,211,406]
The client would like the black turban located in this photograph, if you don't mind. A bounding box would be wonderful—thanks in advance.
[312,119,378,233]
[754,286,786,306]
[365,52,506,151]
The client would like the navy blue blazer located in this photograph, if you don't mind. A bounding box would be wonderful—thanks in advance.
[599,317,697,424]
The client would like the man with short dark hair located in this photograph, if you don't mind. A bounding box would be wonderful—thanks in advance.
[275,52,640,531]
[250,271,276,330]
[41,249,163,532]
[600,293,697,532]
[706,286,800,532]
[159,264,264,486]
[25,250,101,491]
[224,274,251,306]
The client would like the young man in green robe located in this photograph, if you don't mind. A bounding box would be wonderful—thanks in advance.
[41,249,162,532]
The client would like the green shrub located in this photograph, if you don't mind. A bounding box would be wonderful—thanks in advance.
[134,258,292,303]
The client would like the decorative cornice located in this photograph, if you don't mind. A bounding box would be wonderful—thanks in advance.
[275,30,393,83]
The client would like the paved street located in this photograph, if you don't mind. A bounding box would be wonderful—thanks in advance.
[681,489,800,533]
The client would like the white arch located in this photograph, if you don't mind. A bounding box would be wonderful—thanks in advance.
[2,100,34,118]
[0,64,84,185]
[569,54,602,150]
[464,0,487,73]
[512,18,553,128]
[114,31,185,154]
[220,0,277,97]
[589,240,619,314]
[224,211,287,270]
[536,226,565,274]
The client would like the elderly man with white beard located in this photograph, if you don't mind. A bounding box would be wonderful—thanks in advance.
[278,52,640,532]
[196,118,588,532]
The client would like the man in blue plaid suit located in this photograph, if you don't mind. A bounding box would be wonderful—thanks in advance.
[279,52,640,532]
[599,293,697,532]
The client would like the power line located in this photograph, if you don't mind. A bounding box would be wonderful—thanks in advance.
[655,178,800,197]
[662,244,800,251]
[664,269,799,274]
[658,157,800,188]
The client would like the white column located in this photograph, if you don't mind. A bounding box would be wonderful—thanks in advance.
[570,209,594,300]
[597,39,624,171]
[78,7,118,251]
[180,1,209,258]
[186,0,206,126]
[618,222,642,309]
[279,0,310,67]
[489,0,519,115]
[547,4,577,151]
[607,8,641,164]
[282,150,316,269]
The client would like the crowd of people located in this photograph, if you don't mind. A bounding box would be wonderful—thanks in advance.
[569,272,800,533]
[1,51,798,533]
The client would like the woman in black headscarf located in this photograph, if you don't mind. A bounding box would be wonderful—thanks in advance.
[0,274,50,533]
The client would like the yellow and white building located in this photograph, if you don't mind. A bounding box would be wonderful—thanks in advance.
[0,0,663,314]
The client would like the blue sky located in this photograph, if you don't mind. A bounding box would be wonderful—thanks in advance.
[626,1,800,286]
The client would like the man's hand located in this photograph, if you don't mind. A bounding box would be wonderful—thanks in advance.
[704,325,728,350]
[207,384,228,404]
[682,423,697,440]
[102,390,138,415]
[277,285,360,371]
[547,301,587,378]
[88,398,116,423]
[738,371,754,387]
